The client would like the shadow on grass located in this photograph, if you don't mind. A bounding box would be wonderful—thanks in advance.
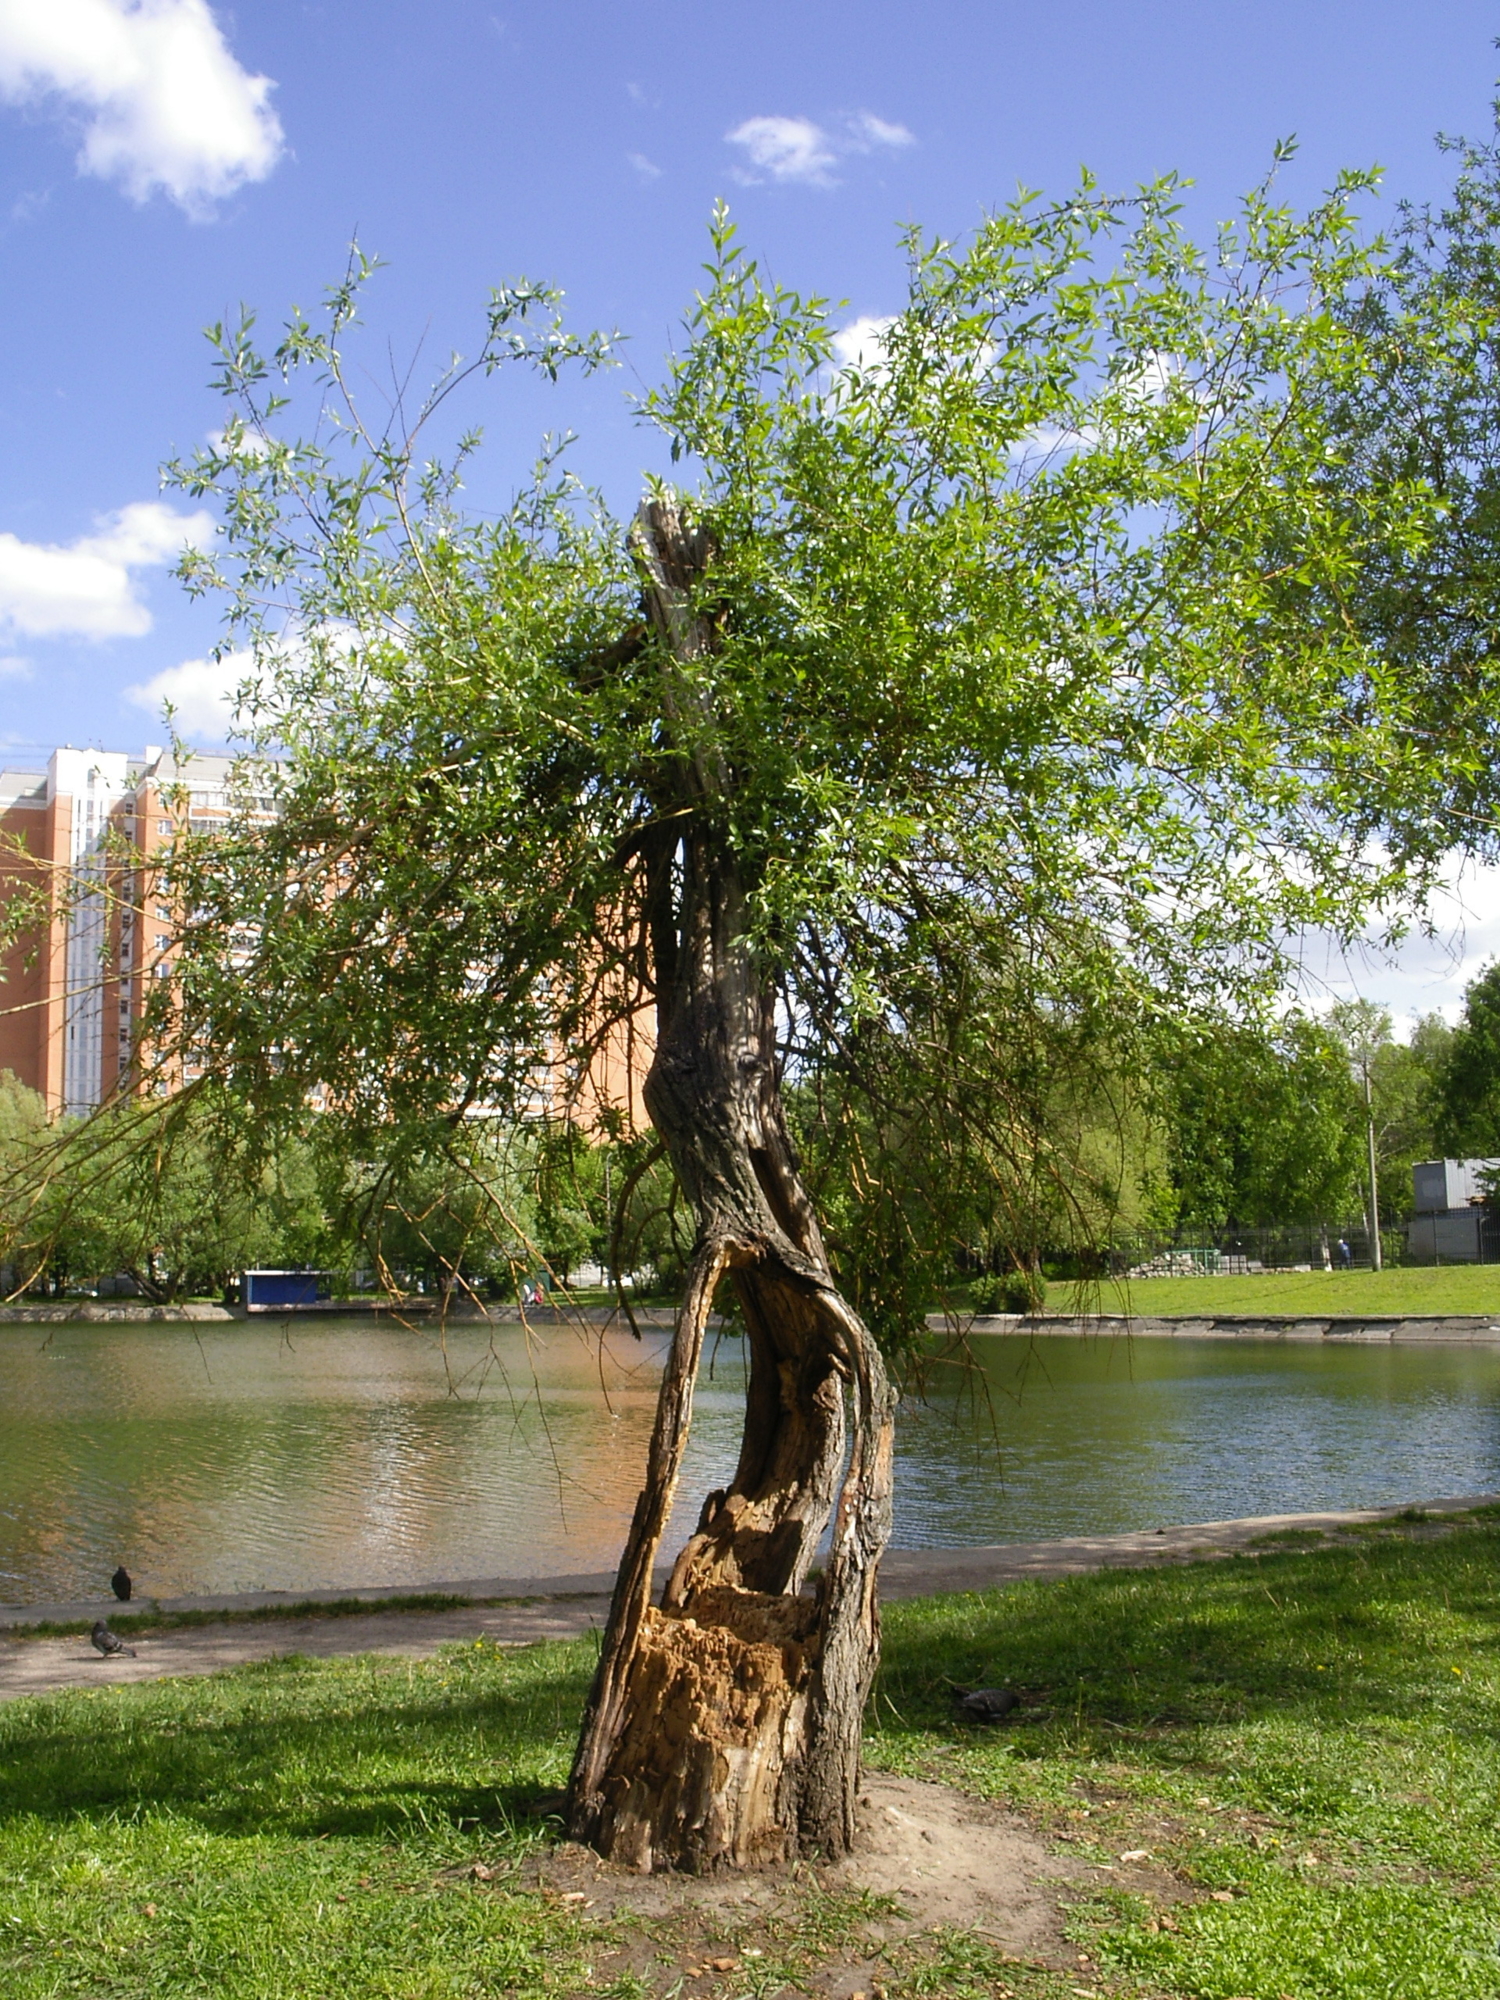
[875,1520,1500,1742]
[6,1522,1500,1852]
[0,1644,593,1841]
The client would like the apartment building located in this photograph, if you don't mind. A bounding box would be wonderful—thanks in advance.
[0,746,235,1116]
[0,744,650,1130]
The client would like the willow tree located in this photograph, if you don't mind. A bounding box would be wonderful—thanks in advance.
[164,173,1463,1871]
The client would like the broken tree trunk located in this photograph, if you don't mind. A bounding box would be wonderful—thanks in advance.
[565,499,897,1873]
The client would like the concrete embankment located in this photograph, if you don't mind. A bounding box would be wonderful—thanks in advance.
[957,1310,1500,1344]
[0,1301,684,1325]
[7,1302,1500,1341]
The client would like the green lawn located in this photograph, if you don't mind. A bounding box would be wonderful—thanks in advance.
[873,1510,1500,1998]
[1051,1262,1500,1318]
[4,1515,1500,1996]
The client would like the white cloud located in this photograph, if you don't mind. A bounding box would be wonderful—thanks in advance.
[727,115,837,187]
[726,109,914,189]
[848,110,914,151]
[1009,423,1102,463]
[0,0,283,214]
[626,150,661,182]
[0,653,30,679]
[0,501,215,641]
[124,645,251,740]
[1304,858,1500,1032]
[831,314,896,374]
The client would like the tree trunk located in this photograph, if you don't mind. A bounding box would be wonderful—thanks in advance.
[565,502,896,1873]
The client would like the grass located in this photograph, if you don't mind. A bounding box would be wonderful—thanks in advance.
[1050,1262,1500,1319]
[871,1508,1500,1999]
[6,1593,548,1642]
[4,1516,1500,1996]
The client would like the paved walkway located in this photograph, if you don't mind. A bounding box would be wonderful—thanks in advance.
[2,1493,1491,1704]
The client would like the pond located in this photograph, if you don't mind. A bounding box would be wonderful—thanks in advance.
[2,1316,1497,1603]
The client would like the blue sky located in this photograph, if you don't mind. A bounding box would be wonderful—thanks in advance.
[1,0,1498,1022]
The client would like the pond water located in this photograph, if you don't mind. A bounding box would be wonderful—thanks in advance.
[2,1316,1498,1604]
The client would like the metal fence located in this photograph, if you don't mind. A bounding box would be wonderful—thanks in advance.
[1115,1212,1500,1273]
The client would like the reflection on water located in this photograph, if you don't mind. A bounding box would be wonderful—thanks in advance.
[2,1317,1497,1602]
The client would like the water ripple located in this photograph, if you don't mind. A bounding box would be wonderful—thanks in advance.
[2,1322,1497,1600]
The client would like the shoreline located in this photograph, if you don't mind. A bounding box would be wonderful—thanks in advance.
[0,1300,686,1326]
[962,1309,1500,1342]
[5,1301,1500,1344]
[3,1489,1493,1636]
[3,1492,1492,1702]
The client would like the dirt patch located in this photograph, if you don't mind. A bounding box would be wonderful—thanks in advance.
[830,1773,1078,1951]
[525,1772,1098,1995]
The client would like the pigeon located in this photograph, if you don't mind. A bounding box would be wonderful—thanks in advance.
[90,1621,136,1659]
[956,1686,1019,1723]
[111,1566,132,1602]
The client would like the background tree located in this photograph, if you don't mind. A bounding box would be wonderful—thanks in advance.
[1389,1011,1456,1184]
[336,1122,538,1301]
[1436,962,1500,1156]
[1327,1000,1452,1227]
[150,169,1495,1870]
[3,1094,335,1302]
[1161,1015,1365,1237]
[796,983,1165,1315]
[0,1070,50,1292]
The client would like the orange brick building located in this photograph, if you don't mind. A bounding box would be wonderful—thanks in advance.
[0,747,234,1116]
[1,745,649,1129]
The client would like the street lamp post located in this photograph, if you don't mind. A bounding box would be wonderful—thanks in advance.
[1363,1058,1383,1272]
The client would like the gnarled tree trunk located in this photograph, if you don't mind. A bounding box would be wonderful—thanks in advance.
[565,502,896,1873]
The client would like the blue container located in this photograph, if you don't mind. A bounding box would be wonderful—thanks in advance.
[242,1270,324,1310]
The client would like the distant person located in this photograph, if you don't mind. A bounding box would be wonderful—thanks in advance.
[1337,1237,1352,1269]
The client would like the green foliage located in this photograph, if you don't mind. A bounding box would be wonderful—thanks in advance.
[1158,1013,1366,1230]
[1,1089,335,1300]
[606,1137,688,1294]
[336,1121,540,1297]
[1435,960,1500,1157]
[969,1267,1049,1314]
[528,1122,607,1281]
[1325,998,1452,1220]
[791,975,1173,1335]
[142,168,1500,1343]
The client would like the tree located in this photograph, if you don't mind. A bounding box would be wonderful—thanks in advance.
[336,1121,538,1300]
[156,175,1486,1870]
[1162,1015,1365,1234]
[1385,1011,1455,1195]
[1327,1000,1452,1226]
[4,1094,335,1301]
[1437,962,1500,1156]
[0,1070,49,1291]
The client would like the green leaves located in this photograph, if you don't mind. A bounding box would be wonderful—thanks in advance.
[148,164,1496,1331]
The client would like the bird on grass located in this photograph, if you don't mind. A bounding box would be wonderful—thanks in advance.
[955,1686,1019,1723]
[90,1621,135,1658]
[111,1566,132,1602]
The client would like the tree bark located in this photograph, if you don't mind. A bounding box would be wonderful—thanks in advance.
[565,501,896,1873]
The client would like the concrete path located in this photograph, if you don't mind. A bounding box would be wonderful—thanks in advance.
[3,1492,1492,1704]
[8,1496,1496,1712]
